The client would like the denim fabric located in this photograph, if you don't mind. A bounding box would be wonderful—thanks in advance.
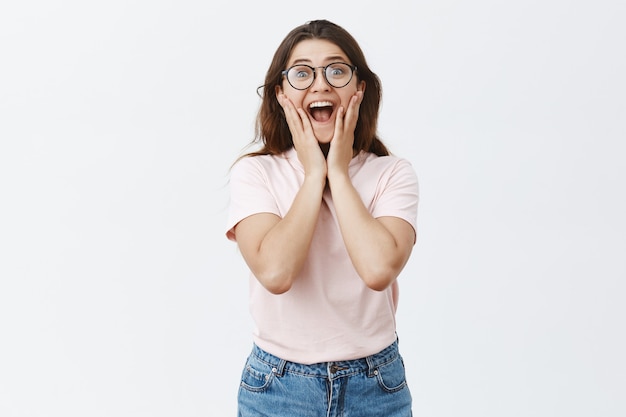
[237,340,412,417]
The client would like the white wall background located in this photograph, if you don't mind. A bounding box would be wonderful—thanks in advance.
[1,1,624,416]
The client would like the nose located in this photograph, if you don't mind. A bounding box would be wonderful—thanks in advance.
[310,67,331,92]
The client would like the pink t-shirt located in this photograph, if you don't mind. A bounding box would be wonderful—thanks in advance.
[226,147,419,364]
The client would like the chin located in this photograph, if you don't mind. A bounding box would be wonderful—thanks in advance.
[316,137,333,145]
[314,127,334,143]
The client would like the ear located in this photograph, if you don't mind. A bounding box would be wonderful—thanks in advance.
[357,80,366,92]
[275,85,283,97]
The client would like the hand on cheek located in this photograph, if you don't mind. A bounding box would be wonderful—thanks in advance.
[276,91,326,177]
[328,90,363,173]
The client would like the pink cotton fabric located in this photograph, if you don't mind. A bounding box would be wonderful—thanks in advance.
[226,148,419,364]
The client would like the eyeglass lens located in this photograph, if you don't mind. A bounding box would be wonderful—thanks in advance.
[286,63,353,90]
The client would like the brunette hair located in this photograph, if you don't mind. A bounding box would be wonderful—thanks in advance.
[242,19,389,158]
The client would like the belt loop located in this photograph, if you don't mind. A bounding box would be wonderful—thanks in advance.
[366,353,378,378]
[366,338,399,377]
[274,358,287,377]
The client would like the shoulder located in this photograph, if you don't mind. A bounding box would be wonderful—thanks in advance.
[231,152,293,176]
[232,153,279,170]
[357,152,417,178]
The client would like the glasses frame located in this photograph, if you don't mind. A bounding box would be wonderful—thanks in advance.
[281,62,357,90]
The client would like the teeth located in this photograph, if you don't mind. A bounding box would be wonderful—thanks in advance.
[309,101,333,108]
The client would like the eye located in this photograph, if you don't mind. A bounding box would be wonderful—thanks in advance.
[292,66,313,79]
[329,66,345,76]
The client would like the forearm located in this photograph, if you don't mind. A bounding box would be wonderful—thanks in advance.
[242,175,325,293]
[328,174,409,291]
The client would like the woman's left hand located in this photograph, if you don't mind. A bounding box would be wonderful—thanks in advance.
[327,90,364,180]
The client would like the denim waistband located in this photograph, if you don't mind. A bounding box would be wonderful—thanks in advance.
[251,339,400,379]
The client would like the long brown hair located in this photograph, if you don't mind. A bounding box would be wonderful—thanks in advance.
[241,20,389,158]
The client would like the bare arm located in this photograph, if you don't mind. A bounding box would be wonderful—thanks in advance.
[326,92,415,291]
[234,173,325,294]
[234,91,329,294]
[328,173,415,291]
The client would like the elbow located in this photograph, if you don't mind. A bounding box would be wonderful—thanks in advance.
[358,249,411,291]
[264,281,292,295]
[256,270,295,295]
[365,280,391,292]
[360,266,398,292]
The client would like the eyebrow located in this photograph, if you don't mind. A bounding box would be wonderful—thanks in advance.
[290,55,349,65]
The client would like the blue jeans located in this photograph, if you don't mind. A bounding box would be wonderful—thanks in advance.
[237,339,412,416]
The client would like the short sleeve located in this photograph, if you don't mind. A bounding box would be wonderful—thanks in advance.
[371,158,419,236]
[225,157,281,241]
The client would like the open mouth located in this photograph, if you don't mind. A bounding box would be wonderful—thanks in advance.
[308,101,334,123]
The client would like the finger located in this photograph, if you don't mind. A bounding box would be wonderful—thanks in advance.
[279,94,304,133]
[333,105,345,137]
[344,91,363,128]
[296,108,314,135]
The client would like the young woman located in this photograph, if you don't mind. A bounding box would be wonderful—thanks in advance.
[226,19,419,416]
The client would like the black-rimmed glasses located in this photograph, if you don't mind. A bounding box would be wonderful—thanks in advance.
[282,62,357,90]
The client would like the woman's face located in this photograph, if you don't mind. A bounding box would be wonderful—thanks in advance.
[277,39,365,143]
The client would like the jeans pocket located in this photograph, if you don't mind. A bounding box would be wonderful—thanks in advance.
[240,355,275,393]
[375,355,408,393]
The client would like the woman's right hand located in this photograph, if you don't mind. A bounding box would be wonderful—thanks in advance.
[234,93,328,294]
[277,92,327,180]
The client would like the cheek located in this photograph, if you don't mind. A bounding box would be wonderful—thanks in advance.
[283,89,306,108]
[340,89,358,106]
